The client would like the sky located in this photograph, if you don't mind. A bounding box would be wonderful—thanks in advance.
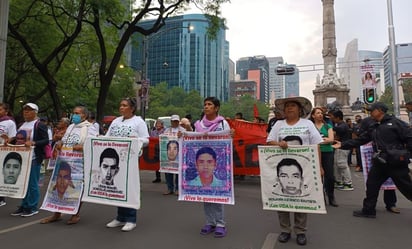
[210,0,412,102]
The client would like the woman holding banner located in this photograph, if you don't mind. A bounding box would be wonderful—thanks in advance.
[105,97,149,232]
[189,96,233,238]
[40,105,97,225]
[267,97,323,246]
[0,103,17,207]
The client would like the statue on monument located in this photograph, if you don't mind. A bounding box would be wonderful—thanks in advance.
[351,97,364,111]
[320,64,343,87]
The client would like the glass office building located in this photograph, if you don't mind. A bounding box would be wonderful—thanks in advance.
[130,14,229,101]
[383,43,412,87]
[235,56,270,103]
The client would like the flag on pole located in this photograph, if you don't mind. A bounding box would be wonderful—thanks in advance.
[253,103,259,118]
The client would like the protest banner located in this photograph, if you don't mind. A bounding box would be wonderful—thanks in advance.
[0,146,32,198]
[40,147,83,214]
[159,135,179,174]
[46,144,58,170]
[258,145,326,214]
[360,143,396,190]
[139,119,266,176]
[82,137,142,209]
[179,131,234,205]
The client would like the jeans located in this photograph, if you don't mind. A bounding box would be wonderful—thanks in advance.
[21,160,41,211]
[165,173,178,192]
[334,149,352,184]
[204,203,225,227]
[116,207,137,223]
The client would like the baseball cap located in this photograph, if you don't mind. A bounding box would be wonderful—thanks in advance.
[23,103,39,112]
[171,115,180,121]
[366,102,388,113]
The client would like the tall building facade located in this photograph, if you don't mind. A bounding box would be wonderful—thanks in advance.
[383,43,412,88]
[284,65,299,97]
[130,14,229,101]
[267,57,284,100]
[235,56,269,103]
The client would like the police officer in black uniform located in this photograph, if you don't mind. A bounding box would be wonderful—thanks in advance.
[333,102,412,218]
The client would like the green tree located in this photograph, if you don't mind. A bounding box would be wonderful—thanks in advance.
[145,82,203,119]
[6,0,228,121]
[220,95,270,122]
[7,0,87,119]
[401,78,412,103]
[378,79,412,114]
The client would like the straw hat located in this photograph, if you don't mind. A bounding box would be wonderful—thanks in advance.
[275,97,313,118]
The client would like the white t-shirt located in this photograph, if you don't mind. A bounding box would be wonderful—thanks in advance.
[267,118,323,145]
[106,116,149,145]
[164,126,186,136]
[0,119,17,144]
[62,121,98,147]
[18,120,37,141]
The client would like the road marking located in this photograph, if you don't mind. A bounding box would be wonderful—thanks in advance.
[261,233,278,249]
[0,218,43,235]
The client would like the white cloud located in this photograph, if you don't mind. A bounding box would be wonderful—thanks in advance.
[187,0,412,100]
[188,0,412,102]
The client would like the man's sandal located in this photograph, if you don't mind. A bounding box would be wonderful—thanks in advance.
[40,213,61,224]
[214,227,227,238]
[200,225,216,235]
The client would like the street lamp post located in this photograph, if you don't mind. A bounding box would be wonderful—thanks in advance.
[139,37,149,120]
[139,24,193,120]
[387,0,400,117]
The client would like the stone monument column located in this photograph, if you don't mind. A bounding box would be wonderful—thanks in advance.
[322,0,337,75]
[314,0,350,112]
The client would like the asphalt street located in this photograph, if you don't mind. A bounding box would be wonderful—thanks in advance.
[0,168,411,249]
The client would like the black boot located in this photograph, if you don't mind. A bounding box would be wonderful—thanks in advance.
[328,196,338,207]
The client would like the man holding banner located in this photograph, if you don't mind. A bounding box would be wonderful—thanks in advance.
[10,103,49,217]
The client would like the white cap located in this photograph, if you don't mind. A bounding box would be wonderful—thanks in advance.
[23,103,39,113]
[171,115,180,121]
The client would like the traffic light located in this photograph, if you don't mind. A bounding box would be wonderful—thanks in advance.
[275,64,295,75]
[363,88,376,104]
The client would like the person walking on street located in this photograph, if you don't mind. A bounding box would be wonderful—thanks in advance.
[353,116,401,214]
[333,102,412,218]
